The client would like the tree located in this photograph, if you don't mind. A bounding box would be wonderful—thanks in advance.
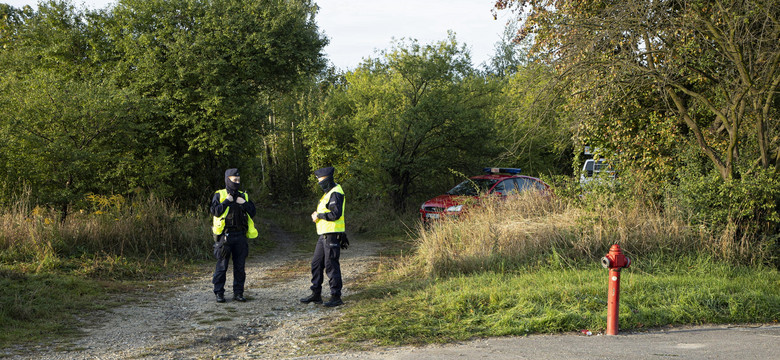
[0,72,151,216]
[483,21,574,178]
[492,62,574,177]
[483,21,532,77]
[104,0,327,200]
[495,0,780,181]
[0,1,152,218]
[0,0,328,213]
[256,69,342,200]
[304,34,499,210]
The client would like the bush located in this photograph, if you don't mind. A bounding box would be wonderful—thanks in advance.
[669,166,780,264]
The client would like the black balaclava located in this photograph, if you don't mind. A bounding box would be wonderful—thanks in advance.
[318,176,336,193]
[224,168,240,196]
[314,166,336,193]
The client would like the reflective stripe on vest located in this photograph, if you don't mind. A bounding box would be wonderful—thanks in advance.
[212,189,258,238]
[315,184,345,235]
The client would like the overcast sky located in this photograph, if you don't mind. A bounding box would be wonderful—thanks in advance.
[4,0,511,70]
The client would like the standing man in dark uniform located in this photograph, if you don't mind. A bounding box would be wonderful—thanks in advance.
[300,166,346,307]
[210,168,258,303]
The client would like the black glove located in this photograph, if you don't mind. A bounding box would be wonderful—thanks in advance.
[340,233,350,250]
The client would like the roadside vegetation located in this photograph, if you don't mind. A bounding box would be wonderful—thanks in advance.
[328,189,780,345]
[332,261,779,344]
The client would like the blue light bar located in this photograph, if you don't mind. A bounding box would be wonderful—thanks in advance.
[483,167,522,174]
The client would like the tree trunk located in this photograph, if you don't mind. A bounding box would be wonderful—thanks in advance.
[59,173,73,223]
[667,88,733,180]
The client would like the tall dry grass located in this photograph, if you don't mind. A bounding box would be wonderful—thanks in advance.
[414,192,714,276]
[0,193,211,269]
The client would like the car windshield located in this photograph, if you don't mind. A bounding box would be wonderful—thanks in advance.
[446,179,498,196]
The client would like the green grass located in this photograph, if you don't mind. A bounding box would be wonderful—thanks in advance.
[0,269,111,344]
[331,257,780,345]
[0,255,208,348]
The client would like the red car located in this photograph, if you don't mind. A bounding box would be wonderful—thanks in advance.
[419,168,551,222]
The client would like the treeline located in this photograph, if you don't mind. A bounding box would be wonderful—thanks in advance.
[0,0,573,216]
[1,0,778,261]
[0,0,328,216]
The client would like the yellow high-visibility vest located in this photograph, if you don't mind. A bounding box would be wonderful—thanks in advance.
[212,189,258,238]
[315,184,345,235]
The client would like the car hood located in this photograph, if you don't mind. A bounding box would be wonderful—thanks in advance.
[422,194,478,209]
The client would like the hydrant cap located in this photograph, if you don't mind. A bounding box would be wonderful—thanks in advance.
[603,244,630,269]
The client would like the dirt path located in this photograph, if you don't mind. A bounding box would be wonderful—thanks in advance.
[10,219,384,360]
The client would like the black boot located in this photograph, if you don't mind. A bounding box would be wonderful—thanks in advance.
[216,293,226,303]
[299,292,322,304]
[233,294,246,302]
[324,295,343,307]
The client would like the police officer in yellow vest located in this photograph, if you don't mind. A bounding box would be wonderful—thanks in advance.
[210,168,257,303]
[300,166,346,307]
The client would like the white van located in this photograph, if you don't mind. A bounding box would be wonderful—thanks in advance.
[580,158,616,186]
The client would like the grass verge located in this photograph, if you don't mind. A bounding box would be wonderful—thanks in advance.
[0,270,111,345]
[0,255,208,348]
[328,257,780,345]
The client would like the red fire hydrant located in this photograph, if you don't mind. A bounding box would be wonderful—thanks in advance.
[601,244,630,335]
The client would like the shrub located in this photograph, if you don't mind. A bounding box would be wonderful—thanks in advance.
[669,166,780,265]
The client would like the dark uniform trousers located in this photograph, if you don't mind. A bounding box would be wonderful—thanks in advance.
[212,231,249,295]
[310,233,342,297]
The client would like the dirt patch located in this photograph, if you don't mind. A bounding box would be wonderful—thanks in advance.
[258,259,312,287]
